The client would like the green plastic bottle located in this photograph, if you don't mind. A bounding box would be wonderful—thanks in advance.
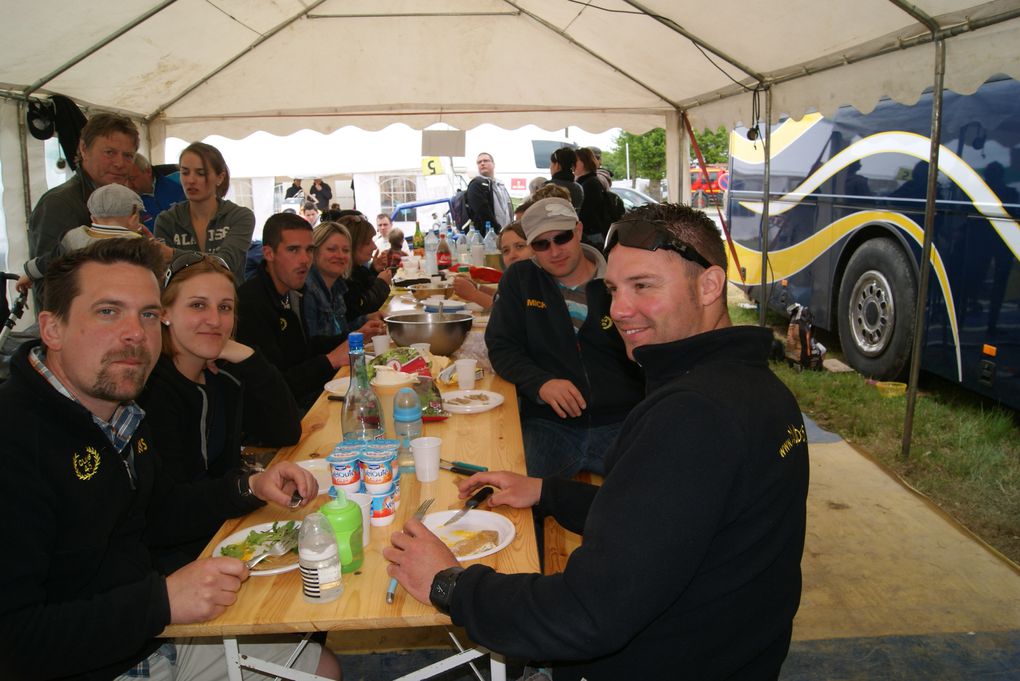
[321,490,364,573]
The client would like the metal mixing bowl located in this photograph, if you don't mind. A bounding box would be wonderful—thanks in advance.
[384,312,473,356]
[408,283,455,300]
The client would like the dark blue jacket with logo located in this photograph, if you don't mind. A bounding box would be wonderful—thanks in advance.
[484,246,643,426]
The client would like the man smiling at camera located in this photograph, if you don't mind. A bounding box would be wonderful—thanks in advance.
[388,203,810,681]
[484,197,643,479]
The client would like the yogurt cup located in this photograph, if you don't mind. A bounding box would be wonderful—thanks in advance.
[327,444,361,492]
[368,483,398,526]
[359,448,397,494]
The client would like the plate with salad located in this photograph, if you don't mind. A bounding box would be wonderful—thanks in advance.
[214,520,301,575]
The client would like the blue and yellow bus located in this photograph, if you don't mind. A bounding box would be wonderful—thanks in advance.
[727,76,1020,409]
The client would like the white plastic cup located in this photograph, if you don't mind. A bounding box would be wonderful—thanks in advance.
[372,335,391,355]
[347,492,372,546]
[411,436,442,482]
[455,358,478,390]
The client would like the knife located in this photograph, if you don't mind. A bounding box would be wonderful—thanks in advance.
[441,486,494,526]
[440,459,488,473]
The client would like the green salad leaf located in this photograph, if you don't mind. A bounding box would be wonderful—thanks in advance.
[220,520,299,560]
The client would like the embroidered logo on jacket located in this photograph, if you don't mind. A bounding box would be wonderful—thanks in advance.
[279,317,288,331]
[136,438,149,455]
[600,315,613,330]
[778,424,807,458]
[73,446,101,480]
[526,298,547,309]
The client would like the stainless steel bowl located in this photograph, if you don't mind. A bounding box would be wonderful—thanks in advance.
[384,312,473,356]
[408,283,455,300]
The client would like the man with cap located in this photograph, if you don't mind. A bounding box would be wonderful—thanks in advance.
[19,184,172,303]
[28,112,140,261]
[484,197,643,479]
[386,203,810,681]
[127,152,186,233]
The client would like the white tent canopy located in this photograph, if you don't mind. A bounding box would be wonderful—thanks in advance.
[3,0,1020,269]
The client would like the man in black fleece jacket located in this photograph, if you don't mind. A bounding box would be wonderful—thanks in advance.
[0,238,337,680]
[237,212,349,410]
[387,204,810,681]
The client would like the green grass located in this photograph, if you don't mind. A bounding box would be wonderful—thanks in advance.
[766,343,1020,565]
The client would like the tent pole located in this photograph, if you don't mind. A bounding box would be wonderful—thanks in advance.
[16,101,31,224]
[758,87,772,327]
[901,37,946,461]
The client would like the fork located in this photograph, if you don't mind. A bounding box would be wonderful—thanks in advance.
[245,537,297,570]
[386,498,434,603]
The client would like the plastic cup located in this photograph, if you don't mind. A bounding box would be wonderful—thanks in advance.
[411,436,442,482]
[410,342,431,356]
[347,492,372,546]
[455,358,478,390]
[372,334,391,355]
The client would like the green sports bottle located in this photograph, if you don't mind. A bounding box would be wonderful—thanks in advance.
[321,490,364,573]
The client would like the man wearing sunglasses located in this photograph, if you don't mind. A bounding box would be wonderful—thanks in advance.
[484,197,643,479]
[387,203,809,681]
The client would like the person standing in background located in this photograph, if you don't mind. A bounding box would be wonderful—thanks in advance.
[467,152,513,232]
[310,178,333,212]
[154,142,255,284]
[546,147,584,211]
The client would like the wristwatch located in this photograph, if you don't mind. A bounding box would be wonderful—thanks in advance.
[236,471,255,498]
[429,566,466,615]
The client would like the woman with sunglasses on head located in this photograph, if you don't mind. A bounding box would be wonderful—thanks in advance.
[303,221,386,343]
[139,254,300,568]
[154,142,255,283]
[546,146,584,211]
[574,147,611,248]
[452,222,533,310]
[340,214,393,320]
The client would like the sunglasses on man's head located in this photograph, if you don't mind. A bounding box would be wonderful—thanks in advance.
[163,251,230,288]
[530,229,575,252]
[603,220,713,270]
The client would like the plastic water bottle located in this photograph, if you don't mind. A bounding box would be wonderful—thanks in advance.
[467,224,482,247]
[424,228,439,276]
[457,231,471,264]
[298,512,343,603]
[393,387,423,472]
[483,226,500,269]
[484,220,493,238]
[320,490,365,573]
[341,333,384,440]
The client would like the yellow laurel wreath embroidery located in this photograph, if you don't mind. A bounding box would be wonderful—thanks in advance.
[136,438,148,454]
[601,315,613,330]
[73,446,101,481]
[280,317,288,331]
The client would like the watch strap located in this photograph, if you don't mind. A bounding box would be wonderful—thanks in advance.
[429,566,466,615]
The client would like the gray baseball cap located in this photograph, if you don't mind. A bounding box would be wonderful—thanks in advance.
[521,197,578,244]
[87,184,145,218]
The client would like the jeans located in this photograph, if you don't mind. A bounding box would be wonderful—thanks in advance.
[522,417,622,479]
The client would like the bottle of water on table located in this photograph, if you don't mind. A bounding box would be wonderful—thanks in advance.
[298,512,343,603]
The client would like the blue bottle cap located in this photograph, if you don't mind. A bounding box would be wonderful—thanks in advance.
[348,332,363,352]
[393,387,422,422]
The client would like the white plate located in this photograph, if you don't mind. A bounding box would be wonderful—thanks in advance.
[464,302,484,313]
[423,510,515,561]
[213,521,301,576]
[297,459,331,494]
[324,377,350,395]
[442,389,504,414]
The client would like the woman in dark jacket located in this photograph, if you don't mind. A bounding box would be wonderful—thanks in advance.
[341,214,393,320]
[574,146,610,246]
[546,146,584,211]
[140,253,302,569]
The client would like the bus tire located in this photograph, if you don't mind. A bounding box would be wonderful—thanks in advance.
[837,238,917,380]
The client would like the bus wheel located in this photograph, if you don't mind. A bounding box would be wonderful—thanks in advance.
[837,238,917,380]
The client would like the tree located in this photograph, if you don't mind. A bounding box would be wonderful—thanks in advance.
[603,125,730,198]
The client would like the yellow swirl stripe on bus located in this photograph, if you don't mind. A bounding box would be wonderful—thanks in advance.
[737,131,1020,263]
[728,210,962,381]
[729,113,825,163]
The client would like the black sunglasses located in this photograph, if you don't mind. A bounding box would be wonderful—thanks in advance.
[604,220,713,269]
[530,229,575,252]
[163,252,230,288]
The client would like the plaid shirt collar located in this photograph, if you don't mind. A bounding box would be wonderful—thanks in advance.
[29,346,146,454]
